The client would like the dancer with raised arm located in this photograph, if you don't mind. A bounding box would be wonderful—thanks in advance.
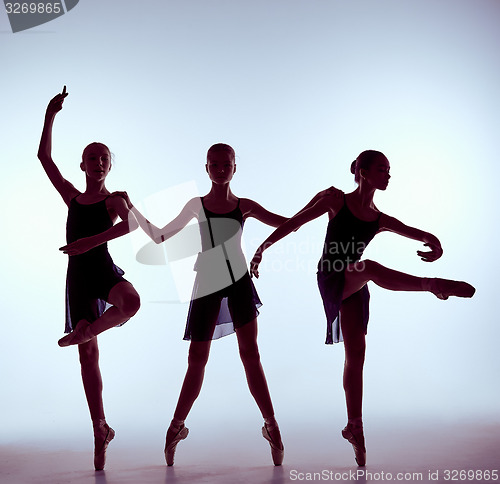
[38,87,141,470]
[120,143,298,466]
[250,150,475,466]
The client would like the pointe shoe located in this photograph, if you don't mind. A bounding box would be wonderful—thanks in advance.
[262,423,284,466]
[58,319,94,347]
[430,278,476,300]
[164,425,189,466]
[342,424,366,466]
[94,424,115,471]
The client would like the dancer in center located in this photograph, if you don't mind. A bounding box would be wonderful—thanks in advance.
[120,143,313,466]
[250,150,475,467]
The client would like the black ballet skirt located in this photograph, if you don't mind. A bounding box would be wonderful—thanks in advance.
[317,197,381,344]
[183,198,262,341]
[64,196,127,333]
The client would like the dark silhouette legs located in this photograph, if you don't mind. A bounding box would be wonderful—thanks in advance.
[78,337,114,470]
[72,281,140,469]
[340,291,367,466]
[340,292,366,422]
[172,340,212,422]
[236,320,284,464]
[166,318,283,465]
[78,337,105,422]
[171,319,278,422]
[235,319,276,419]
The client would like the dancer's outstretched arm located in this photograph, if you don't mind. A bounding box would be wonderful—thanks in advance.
[37,86,79,206]
[115,192,199,244]
[59,195,139,255]
[241,199,288,227]
[250,196,342,277]
[380,214,443,262]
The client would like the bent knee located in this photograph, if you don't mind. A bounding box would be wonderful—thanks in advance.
[121,292,141,317]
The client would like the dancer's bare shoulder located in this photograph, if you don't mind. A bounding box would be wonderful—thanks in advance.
[183,196,203,219]
[238,197,260,217]
[319,189,344,219]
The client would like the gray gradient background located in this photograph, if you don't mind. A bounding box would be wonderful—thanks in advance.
[0,0,499,482]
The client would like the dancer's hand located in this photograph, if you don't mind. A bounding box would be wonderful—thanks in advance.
[250,251,262,278]
[417,241,443,262]
[112,191,133,209]
[59,236,97,255]
[46,86,68,116]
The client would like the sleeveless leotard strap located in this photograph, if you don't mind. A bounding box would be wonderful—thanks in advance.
[200,197,216,248]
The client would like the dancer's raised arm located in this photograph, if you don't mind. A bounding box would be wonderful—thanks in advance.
[37,86,78,206]
[380,214,443,262]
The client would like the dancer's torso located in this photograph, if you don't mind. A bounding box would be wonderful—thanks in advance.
[318,197,380,273]
[66,195,113,260]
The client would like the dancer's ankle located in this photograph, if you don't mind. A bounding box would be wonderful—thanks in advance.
[264,415,279,430]
[421,277,433,292]
[348,417,363,430]
[93,418,107,433]
[264,415,283,449]
[170,417,185,433]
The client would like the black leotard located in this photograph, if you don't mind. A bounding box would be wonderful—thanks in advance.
[183,197,261,341]
[317,196,381,344]
[64,195,126,332]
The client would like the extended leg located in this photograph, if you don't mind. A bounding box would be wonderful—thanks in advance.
[236,319,284,465]
[343,260,475,301]
[59,281,140,347]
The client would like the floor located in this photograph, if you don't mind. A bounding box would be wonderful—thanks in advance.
[1,421,498,484]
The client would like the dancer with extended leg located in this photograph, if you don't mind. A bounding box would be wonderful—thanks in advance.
[120,143,303,465]
[250,150,475,466]
[38,87,141,470]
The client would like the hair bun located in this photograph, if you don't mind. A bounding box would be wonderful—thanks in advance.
[350,160,357,174]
